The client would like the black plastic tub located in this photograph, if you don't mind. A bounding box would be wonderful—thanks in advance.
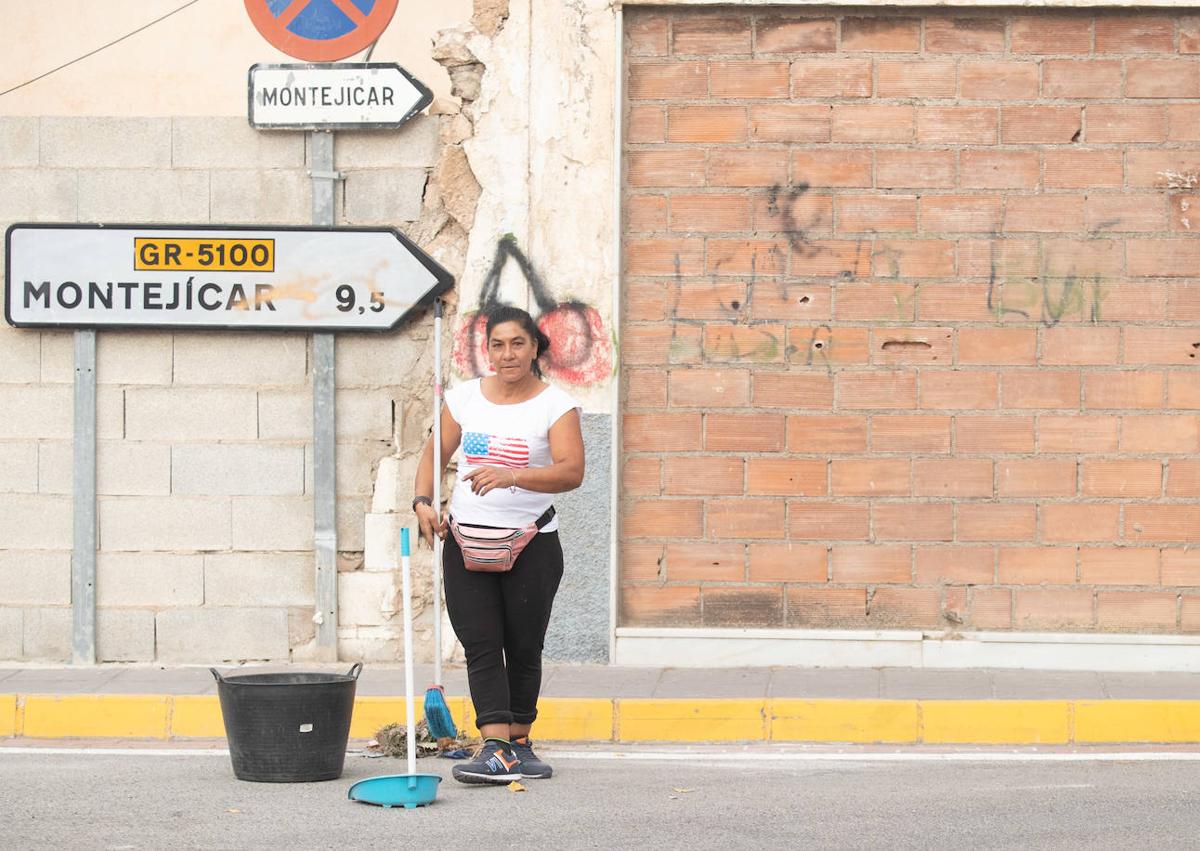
[211,663,362,783]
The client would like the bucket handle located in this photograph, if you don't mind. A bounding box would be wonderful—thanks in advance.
[209,665,360,681]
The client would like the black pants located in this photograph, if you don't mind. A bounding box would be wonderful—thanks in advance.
[443,528,564,729]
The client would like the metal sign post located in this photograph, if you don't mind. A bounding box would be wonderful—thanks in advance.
[238,0,439,663]
[71,330,96,665]
[310,130,339,660]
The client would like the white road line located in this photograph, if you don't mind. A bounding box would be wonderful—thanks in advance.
[1005,784,1095,790]
[3,747,1200,763]
[0,748,229,756]
[548,751,1200,763]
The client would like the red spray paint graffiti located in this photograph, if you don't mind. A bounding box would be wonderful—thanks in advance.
[451,235,613,387]
[452,311,491,378]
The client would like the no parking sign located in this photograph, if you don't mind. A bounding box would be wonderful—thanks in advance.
[244,0,399,62]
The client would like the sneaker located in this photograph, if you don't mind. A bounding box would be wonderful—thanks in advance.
[451,740,523,785]
[512,737,553,779]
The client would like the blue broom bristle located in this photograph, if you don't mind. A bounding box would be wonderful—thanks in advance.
[423,686,458,739]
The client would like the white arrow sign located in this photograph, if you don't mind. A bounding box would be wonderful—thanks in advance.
[5,224,453,332]
[249,63,432,130]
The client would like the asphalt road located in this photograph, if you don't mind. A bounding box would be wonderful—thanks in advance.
[2,746,1200,849]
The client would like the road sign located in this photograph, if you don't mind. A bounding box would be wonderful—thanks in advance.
[249,63,431,130]
[244,0,399,62]
[5,223,453,332]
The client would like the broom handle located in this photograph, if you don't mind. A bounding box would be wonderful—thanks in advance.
[401,528,417,777]
[432,298,443,685]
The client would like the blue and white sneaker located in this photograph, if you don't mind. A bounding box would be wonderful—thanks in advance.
[512,737,553,779]
[451,740,523,785]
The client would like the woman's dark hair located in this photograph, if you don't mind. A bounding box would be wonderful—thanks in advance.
[485,305,552,378]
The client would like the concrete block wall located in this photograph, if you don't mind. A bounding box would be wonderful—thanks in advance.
[621,9,1200,634]
[0,114,440,662]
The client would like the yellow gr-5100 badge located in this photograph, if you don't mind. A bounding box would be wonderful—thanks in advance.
[134,238,275,272]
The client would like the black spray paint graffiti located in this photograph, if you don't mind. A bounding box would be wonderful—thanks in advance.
[769,181,880,280]
[788,168,1143,330]
[452,234,613,386]
[768,183,1111,327]
[659,177,1122,375]
[661,183,836,366]
[768,182,818,259]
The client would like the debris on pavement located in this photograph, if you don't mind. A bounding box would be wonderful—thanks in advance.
[365,721,473,759]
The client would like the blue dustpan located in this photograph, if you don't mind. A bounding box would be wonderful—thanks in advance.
[348,529,443,809]
[348,773,441,808]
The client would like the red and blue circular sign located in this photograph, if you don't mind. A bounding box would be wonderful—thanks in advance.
[244,0,399,62]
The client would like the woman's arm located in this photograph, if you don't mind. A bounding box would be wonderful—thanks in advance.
[463,408,585,496]
[413,404,462,545]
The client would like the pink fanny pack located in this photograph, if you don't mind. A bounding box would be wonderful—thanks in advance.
[449,507,556,572]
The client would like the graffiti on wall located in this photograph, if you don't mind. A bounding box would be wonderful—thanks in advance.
[452,235,614,386]
[767,180,1113,327]
[988,271,1105,325]
[648,179,1138,374]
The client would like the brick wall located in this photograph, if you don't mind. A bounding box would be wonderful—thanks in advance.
[0,115,438,661]
[620,8,1200,634]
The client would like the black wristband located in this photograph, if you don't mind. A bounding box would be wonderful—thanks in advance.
[411,496,433,512]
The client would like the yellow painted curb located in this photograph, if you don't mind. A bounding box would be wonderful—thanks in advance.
[164,695,476,741]
[921,700,1071,745]
[617,699,766,742]
[1075,700,1200,744]
[22,695,170,740]
[349,695,473,739]
[771,699,919,744]
[349,697,416,739]
[11,694,1200,745]
[0,695,16,737]
[171,696,225,738]
[534,698,613,741]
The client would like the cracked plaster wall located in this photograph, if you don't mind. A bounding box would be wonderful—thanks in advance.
[387,0,620,663]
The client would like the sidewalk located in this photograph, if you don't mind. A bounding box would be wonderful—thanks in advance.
[4,664,1200,745]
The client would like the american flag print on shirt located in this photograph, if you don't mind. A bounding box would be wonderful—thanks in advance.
[462,431,530,469]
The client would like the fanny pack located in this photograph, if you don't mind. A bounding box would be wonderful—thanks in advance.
[449,507,556,573]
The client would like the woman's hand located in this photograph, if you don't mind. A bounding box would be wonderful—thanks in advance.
[415,502,447,547]
[462,465,518,496]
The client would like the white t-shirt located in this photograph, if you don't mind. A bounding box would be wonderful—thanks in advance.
[444,378,581,532]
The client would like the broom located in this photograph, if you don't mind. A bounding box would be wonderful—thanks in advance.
[424,298,463,757]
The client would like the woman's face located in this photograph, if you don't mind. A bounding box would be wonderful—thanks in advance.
[488,321,537,381]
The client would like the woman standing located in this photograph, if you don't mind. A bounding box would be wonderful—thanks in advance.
[413,305,585,785]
